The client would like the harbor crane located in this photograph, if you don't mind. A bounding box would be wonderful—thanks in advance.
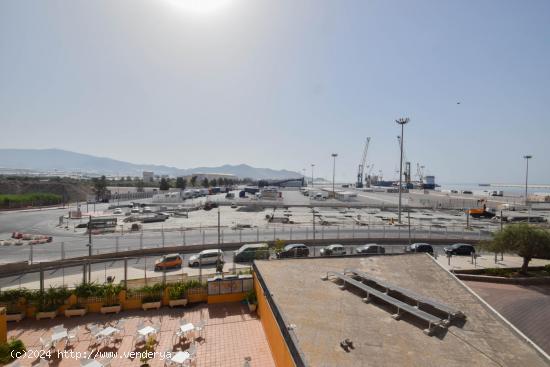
[397,136,412,187]
[356,137,371,188]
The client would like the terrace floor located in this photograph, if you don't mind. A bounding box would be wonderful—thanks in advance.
[6,302,275,367]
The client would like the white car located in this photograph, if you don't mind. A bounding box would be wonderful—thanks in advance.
[188,249,224,267]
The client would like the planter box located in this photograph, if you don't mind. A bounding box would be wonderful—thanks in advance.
[142,301,161,311]
[6,312,25,322]
[36,311,57,320]
[100,305,121,314]
[65,308,87,318]
[247,302,257,312]
[168,299,188,308]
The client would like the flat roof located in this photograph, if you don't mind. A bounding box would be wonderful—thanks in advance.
[255,255,549,367]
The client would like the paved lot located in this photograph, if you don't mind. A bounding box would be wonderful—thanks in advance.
[466,281,550,355]
[7,302,274,367]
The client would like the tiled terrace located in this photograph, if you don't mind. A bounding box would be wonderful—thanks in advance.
[7,303,275,367]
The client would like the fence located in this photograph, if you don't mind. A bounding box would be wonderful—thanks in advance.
[8,223,497,265]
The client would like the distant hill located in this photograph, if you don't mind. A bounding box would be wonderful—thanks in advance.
[0,149,302,180]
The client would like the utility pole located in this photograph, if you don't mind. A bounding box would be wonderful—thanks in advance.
[311,164,315,188]
[312,207,316,241]
[87,215,92,257]
[396,117,410,223]
[217,206,221,247]
[408,208,411,245]
[523,155,532,223]
[331,153,338,198]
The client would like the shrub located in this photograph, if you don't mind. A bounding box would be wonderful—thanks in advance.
[544,264,550,274]
[0,338,26,364]
[245,289,257,304]
[168,280,205,300]
[74,282,104,299]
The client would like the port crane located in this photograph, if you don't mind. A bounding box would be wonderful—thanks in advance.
[356,137,371,188]
[396,136,412,187]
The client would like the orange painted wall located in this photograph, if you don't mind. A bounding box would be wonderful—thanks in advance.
[254,273,295,367]
[0,308,7,343]
[207,292,246,304]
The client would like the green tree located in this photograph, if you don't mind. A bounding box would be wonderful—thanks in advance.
[126,176,133,182]
[175,177,187,190]
[190,176,197,187]
[92,175,108,201]
[159,178,170,191]
[210,178,218,187]
[485,224,550,274]
[201,178,209,188]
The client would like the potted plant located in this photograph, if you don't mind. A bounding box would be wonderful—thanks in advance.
[33,287,70,320]
[245,289,257,312]
[0,289,28,322]
[64,303,87,317]
[100,284,122,314]
[138,284,163,310]
[139,335,156,367]
[168,282,188,308]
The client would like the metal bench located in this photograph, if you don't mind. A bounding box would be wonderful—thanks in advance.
[322,271,445,335]
[344,268,465,323]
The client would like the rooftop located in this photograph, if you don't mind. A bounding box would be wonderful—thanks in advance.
[7,303,274,367]
[255,255,549,367]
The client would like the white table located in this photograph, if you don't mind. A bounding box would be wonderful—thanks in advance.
[52,329,68,343]
[170,351,190,366]
[138,326,157,336]
[95,327,119,337]
[180,323,195,334]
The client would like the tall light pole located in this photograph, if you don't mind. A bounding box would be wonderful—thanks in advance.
[302,168,306,187]
[331,153,338,197]
[523,155,532,205]
[524,155,532,223]
[396,117,410,224]
[311,164,315,188]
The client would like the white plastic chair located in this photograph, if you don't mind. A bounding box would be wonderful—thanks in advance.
[98,356,113,367]
[40,336,52,350]
[163,348,174,367]
[79,358,94,367]
[67,326,80,344]
[153,322,161,333]
[195,320,205,339]
[52,324,65,332]
[187,342,197,358]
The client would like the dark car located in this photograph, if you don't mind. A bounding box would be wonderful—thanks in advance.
[406,243,434,254]
[444,243,475,256]
[356,244,385,254]
[277,244,310,258]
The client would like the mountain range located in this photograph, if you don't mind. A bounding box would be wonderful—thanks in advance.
[0,149,302,180]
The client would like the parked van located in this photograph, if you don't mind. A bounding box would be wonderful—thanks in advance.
[234,243,269,263]
[188,249,224,267]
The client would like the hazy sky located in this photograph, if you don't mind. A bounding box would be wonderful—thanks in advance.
[1,0,549,183]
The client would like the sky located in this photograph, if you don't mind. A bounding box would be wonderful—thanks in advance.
[1,0,549,184]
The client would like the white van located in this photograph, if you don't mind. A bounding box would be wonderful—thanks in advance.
[188,249,224,267]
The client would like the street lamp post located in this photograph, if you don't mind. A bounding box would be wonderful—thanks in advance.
[396,117,410,224]
[523,155,532,205]
[523,155,532,222]
[311,164,315,188]
[331,153,338,197]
